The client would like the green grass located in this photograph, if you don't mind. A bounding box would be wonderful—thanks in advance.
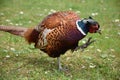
[0,0,120,80]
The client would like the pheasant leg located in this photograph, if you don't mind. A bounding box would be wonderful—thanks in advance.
[57,57,63,71]
[74,37,95,51]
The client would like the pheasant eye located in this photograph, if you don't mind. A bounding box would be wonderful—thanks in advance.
[94,24,99,29]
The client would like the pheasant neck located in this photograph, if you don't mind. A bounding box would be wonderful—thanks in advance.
[76,20,89,35]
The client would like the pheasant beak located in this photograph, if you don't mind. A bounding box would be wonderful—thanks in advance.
[96,29,101,35]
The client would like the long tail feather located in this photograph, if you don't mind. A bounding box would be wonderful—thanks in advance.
[0,25,28,37]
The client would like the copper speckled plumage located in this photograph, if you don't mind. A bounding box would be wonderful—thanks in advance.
[35,11,84,58]
[0,11,101,70]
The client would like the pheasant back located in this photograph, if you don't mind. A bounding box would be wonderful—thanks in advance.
[35,11,86,57]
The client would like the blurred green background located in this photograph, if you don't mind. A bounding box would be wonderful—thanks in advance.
[0,0,120,80]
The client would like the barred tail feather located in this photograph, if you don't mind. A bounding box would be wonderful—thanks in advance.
[0,25,40,44]
[0,25,28,37]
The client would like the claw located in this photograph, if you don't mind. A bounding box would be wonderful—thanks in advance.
[88,37,92,42]
[86,37,95,45]
[74,37,95,51]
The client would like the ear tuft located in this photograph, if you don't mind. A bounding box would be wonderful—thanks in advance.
[89,16,93,19]
[87,21,90,24]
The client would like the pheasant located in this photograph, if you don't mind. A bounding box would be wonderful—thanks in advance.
[0,11,101,70]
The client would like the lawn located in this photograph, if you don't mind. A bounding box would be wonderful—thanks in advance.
[0,0,120,80]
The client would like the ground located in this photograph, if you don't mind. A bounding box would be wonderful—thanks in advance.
[0,0,120,80]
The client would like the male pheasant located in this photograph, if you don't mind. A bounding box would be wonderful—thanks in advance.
[0,11,101,70]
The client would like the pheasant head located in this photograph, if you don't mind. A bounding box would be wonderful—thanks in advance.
[76,17,101,35]
[85,17,101,34]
